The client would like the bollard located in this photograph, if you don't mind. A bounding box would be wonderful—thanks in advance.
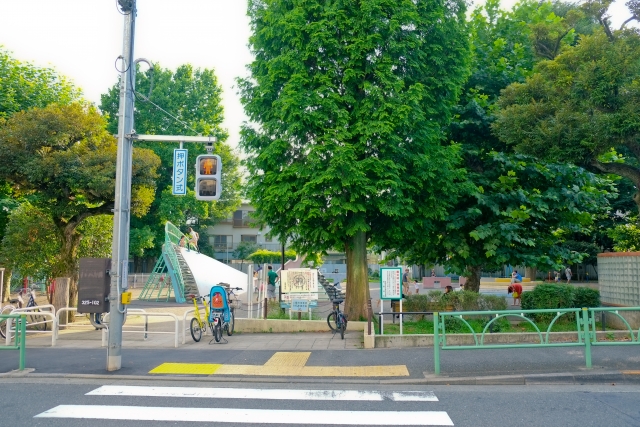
[263,298,268,320]
[367,299,372,336]
[582,308,592,369]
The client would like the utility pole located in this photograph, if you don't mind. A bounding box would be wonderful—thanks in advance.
[108,0,136,371]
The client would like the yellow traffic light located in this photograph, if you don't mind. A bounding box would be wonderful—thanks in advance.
[195,155,222,200]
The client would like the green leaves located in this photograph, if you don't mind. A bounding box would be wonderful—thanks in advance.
[240,0,471,255]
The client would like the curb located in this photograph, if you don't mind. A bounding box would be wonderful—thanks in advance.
[1,369,639,386]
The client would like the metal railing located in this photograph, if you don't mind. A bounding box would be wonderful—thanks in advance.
[0,314,26,371]
[6,305,57,347]
[433,307,640,375]
[101,310,179,348]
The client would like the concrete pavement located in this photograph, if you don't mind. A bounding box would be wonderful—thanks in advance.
[2,280,637,385]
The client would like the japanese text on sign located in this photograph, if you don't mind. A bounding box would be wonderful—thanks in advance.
[172,149,188,195]
[380,267,402,300]
[291,299,309,312]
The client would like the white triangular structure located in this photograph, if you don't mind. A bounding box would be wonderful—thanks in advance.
[179,248,248,296]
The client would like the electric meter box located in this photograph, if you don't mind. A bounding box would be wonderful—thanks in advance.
[77,258,111,314]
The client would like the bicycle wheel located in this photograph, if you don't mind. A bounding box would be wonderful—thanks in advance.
[214,322,222,342]
[190,317,202,342]
[0,305,14,339]
[226,311,234,336]
[340,319,345,340]
[327,312,338,332]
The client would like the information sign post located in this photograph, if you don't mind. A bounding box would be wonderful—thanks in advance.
[380,267,403,335]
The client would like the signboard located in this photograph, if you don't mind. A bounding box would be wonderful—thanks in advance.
[172,149,188,195]
[281,268,318,299]
[77,258,111,313]
[291,299,309,312]
[380,267,402,300]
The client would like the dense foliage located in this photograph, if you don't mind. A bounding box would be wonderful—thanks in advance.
[239,0,471,318]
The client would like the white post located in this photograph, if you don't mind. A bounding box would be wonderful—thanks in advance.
[399,298,403,335]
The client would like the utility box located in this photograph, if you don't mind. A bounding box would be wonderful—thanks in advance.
[78,258,111,314]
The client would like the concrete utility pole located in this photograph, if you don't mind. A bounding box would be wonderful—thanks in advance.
[108,0,137,371]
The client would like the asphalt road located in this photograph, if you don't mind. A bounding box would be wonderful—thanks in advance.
[3,378,640,427]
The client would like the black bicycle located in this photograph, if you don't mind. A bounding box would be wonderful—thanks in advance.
[326,285,348,339]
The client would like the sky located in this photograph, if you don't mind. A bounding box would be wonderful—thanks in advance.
[0,0,636,152]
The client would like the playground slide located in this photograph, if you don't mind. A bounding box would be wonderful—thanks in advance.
[179,248,248,296]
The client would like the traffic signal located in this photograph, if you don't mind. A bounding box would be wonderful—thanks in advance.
[195,154,222,201]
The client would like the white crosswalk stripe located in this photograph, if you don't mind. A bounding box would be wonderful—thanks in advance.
[87,385,439,401]
[35,385,455,426]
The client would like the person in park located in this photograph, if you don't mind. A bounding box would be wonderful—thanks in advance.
[554,271,560,283]
[402,268,410,295]
[267,265,279,302]
[187,227,199,251]
[508,283,523,306]
[414,279,421,295]
[511,270,522,284]
[565,266,572,284]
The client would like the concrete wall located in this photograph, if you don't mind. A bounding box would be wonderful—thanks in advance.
[235,318,366,333]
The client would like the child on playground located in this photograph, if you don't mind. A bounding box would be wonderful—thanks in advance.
[414,279,420,294]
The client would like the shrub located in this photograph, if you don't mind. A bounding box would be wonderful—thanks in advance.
[403,291,507,313]
[521,284,601,322]
[572,287,600,308]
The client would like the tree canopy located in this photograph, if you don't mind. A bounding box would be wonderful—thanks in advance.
[0,47,82,119]
[494,26,640,214]
[100,63,242,263]
[239,0,471,318]
[0,103,160,305]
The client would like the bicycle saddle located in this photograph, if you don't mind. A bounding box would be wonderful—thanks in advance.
[9,298,19,304]
[332,298,344,304]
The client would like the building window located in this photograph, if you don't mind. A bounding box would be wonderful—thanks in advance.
[212,235,233,250]
[233,210,254,228]
[265,236,273,243]
[241,235,257,244]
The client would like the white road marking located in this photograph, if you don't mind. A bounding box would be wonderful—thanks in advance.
[87,385,438,401]
[35,405,454,425]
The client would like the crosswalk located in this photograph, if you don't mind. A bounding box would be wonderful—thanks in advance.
[35,385,455,426]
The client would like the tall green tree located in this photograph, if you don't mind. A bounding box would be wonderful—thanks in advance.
[239,0,470,318]
[494,4,640,216]
[0,103,161,307]
[100,64,242,264]
[0,48,83,299]
[0,47,81,119]
[399,0,608,291]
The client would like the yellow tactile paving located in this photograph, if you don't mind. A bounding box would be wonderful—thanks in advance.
[149,363,222,375]
[148,351,409,377]
[264,352,311,367]
[214,364,409,377]
[622,370,640,375]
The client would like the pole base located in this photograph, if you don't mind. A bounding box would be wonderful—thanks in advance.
[107,355,122,371]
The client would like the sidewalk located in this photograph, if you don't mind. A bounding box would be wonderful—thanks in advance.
[3,281,636,385]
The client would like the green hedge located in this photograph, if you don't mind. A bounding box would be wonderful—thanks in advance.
[403,291,507,314]
[521,284,600,310]
[521,284,600,322]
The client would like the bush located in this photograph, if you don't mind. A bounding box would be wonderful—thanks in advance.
[403,291,507,313]
[521,284,600,322]
[572,287,600,308]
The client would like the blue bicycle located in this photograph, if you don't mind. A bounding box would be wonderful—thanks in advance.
[209,284,241,343]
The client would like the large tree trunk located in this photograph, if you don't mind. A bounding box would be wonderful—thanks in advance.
[465,265,482,292]
[1,268,10,303]
[56,226,81,321]
[344,230,369,321]
[52,278,70,326]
